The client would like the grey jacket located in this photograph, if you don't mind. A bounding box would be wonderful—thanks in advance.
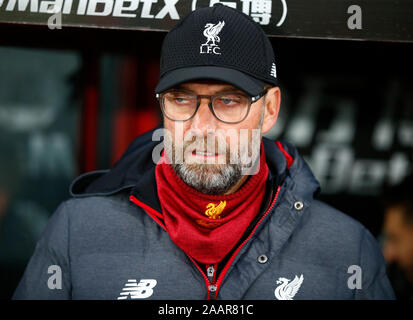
[13,130,395,300]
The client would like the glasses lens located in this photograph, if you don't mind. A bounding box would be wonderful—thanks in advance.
[213,93,249,123]
[162,91,197,120]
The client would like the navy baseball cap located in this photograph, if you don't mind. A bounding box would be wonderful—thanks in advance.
[155,3,278,97]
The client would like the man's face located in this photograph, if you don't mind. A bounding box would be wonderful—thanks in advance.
[162,80,279,195]
[383,206,413,281]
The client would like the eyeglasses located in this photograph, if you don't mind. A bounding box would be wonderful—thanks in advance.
[156,89,268,124]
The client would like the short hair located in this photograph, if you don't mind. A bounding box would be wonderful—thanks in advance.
[263,83,274,90]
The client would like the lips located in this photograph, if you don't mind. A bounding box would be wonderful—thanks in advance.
[191,150,223,161]
[192,150,219,157]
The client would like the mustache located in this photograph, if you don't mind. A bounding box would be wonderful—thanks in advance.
[181,134,230,155]
[173,134,230,154]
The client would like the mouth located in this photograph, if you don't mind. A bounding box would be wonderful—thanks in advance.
[191,150,221,159]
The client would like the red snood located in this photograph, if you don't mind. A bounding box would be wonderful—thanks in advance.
[155,144,269,264]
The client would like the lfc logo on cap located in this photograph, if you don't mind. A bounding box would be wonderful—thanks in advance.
[200,21,225,55]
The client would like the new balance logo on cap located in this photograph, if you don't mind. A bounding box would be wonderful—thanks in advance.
[117,279,157,299]
[270,62,277,78]
[200,21,225,55]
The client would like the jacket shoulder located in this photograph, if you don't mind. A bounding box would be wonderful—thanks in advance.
[287,198,377,267]
[307,199,366,240]
[60,193,147,229]
[305,200,394,298]
[304,199,379,257]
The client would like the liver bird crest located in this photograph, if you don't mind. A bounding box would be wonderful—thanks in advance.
[202,21,225,46]
[274,274,304,300]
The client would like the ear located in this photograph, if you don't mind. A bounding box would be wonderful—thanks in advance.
[261,86,281,134]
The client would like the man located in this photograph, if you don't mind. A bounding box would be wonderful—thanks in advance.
[14,4,394,300]
[381,174,413,299]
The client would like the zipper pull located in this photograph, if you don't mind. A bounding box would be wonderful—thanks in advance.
[207,265,215,283]
[208,284,217,293]
[207,265,217,295]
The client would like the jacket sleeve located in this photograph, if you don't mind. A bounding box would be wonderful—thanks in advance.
[12,201,72,299]
[355,227,395,300]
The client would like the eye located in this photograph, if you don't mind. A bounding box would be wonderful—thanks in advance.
[165,92,194,105]
[221,97,234,105]
[218,94,242,106]
[175,97,188,103]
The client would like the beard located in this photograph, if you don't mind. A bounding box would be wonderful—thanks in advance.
[166,130,261,195]
[173,161,242,195]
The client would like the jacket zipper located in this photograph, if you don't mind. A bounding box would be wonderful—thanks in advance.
[129,185,281,300]
[207,264,218,296]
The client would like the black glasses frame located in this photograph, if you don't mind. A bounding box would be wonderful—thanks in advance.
[156,88,268,124]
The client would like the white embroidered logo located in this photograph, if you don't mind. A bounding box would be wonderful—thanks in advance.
[117,279,157,300]
[200,21,225,55]
[274,274,304,300]
[270,62,277,78]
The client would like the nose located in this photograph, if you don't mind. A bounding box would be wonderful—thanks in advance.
[190,97,217,135]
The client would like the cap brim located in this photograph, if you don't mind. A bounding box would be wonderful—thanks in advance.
[155,66,265,96]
